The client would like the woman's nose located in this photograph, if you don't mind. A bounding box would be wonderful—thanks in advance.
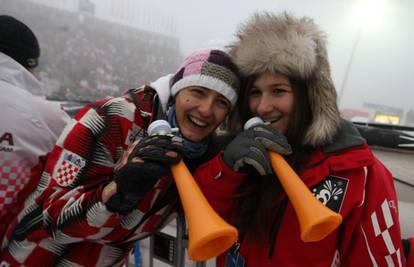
[197,98,214,116]
[256,96,274,115]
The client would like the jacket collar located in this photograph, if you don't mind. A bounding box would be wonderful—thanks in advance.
[149,73,173,112]
[301,120,374,187]
[323,119,366,153]
[0,52,42,94]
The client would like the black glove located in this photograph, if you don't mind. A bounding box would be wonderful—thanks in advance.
[223,125,291,176]
[106,135,183,213]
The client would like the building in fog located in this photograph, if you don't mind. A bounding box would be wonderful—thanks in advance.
[27,0,177,36]
[26,0,79,12]
[363,102,404,125]
[2,0,182,101]
[405,109,414,127]
[341,102,411,126]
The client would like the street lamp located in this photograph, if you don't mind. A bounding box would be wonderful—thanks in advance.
[337,28,361,106]
[337,0,388,106]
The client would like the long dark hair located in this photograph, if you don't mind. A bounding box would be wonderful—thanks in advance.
[234,73,314,243]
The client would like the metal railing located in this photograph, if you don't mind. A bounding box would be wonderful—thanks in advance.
[146,210,206,267]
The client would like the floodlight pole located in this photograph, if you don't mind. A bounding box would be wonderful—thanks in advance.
[337,28,362,107]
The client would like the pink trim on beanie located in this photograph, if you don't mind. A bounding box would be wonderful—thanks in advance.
[177,49,211,68]
[183,60,204,76]
[181,50,210,76]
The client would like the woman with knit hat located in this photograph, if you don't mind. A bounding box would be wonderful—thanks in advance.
[0,48,268,266]
[218,12,406,266]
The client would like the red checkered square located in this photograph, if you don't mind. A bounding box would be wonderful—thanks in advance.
[55,160,79,186]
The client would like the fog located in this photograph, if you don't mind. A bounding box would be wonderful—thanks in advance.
[1,0,413,124]
[161,0,414,114]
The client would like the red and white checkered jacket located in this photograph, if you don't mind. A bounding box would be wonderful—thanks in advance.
[0,86,246,266]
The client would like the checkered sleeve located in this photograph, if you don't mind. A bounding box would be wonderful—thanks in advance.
[38,95,156,243]
[341,161,406,267]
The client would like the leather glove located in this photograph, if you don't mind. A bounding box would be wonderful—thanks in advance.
[106,135,183,213]
[223,124,291,176]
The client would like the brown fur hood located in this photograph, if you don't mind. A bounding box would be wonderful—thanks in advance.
[229,12,340,146]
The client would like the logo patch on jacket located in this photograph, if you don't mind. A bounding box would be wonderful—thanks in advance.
[311,175,348,213]
[53,150,86,186]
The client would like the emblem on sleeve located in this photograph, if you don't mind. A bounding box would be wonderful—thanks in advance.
[311,175,349,213]
[53,150,86,186]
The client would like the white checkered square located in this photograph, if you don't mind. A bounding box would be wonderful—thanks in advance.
[371,199,402,267]
[330,250,341,267]
[56,119,77,147]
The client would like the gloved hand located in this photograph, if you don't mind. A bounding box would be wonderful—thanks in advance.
[106,135,183,214]
[223,124,291,176]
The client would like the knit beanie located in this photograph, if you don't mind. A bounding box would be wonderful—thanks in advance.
[0,15,40,69]
[170,49,240,108]
[229,12,340,146]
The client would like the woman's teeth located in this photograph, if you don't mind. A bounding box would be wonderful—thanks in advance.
[265,116,282,124]
[189,116,207,127]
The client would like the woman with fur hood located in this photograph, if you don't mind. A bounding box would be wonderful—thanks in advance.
[218,12,407,266]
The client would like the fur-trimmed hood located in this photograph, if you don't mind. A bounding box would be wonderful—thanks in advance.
[229,12,340,146]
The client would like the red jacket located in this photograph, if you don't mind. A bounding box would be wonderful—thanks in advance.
[214,127,406,267]
[0,86,246,267]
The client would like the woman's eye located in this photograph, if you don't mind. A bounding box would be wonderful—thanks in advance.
[248,88,261,97]
[216,98,230,109]
[192,88,205,96]
[272,88,287,95]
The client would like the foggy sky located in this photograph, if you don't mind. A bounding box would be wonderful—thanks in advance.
[4,0,413,115]
[149,0,413,113]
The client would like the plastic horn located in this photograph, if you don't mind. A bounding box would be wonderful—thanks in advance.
[244,117,342,242]
[148,120,238,260]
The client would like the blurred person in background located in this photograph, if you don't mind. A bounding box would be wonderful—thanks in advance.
[0,15,69,239]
